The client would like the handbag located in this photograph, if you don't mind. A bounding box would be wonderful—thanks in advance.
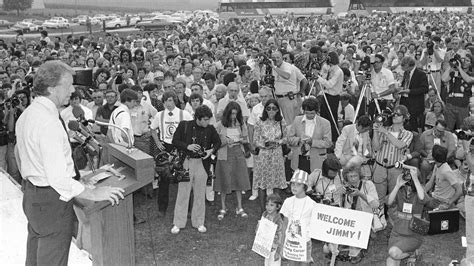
[409,215,430,235]
[372,206,387,232]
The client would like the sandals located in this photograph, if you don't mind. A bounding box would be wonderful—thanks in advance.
[236,208,248,218]
[217,209,227,221]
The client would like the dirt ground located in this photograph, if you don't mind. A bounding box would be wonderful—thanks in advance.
[133,184,466,265]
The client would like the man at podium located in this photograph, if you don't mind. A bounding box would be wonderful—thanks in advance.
[15,61,125,266]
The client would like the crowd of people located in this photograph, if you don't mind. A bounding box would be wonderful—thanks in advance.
[3,9,474,265]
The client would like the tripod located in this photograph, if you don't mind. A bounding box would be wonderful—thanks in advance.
[353,79,381,124]
[426,65,445,107]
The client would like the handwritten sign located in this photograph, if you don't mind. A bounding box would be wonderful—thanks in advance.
[252,218,277,258]
[309,204,373,249]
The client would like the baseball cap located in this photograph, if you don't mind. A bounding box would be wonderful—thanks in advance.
[154,71,164,80]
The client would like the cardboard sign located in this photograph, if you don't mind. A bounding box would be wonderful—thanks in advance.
[252,218,278,259]
[309,204,373,249]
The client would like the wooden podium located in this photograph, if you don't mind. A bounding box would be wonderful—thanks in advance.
[74,143,154,266]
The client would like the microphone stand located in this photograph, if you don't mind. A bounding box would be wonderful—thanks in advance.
[93,120,134,151]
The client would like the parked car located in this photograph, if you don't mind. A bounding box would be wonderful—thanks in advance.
[135,18,178,31]
[22,19,43,25]
[42,17,69,29]
[0,20,14,29]
[105,16,141,29]
[93,14,108,21]
[71,15,88,24]
[10,22,42,33]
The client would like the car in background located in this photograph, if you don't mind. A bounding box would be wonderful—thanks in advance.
[22,18,43,25]
[135,18,178,31]
[42,17,69,29]
[105,16,141,29]
[0,20,14,29]
[10,22,42,33]
[72,15,100,25]
[93,14,108,21]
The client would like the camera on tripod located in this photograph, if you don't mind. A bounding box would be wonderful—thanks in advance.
[358,56,372,80]
[258,55,275,87]
[455,130,473,141]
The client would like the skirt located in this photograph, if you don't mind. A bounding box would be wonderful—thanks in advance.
[214,145,250,194]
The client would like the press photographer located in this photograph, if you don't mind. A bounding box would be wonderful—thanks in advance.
[170,105,221,234]
[441,54,473,131]
[315,51,344,141]
[419,36,444,93]
[270,50,299,123]
[370,54,397,118]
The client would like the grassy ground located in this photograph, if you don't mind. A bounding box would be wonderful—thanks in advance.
[132,183,466,265]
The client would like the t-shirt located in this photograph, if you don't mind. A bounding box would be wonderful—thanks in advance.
[150,107,193,144]
[432,163,458,203]
[109,104,134,146]
[280,195,317,242]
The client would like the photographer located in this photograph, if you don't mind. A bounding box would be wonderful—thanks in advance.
[424,145,463,210]
[170,105,221,234]
[270,50,299,124]
[150,91,193,217]
[370,54,397,118]
[341,166,379,263]
[441,54,473,131]
[372,105,413,203]
[315,51,344,141]
[386,163,427,266]
[5,89,29,183]
[420,36,445,93]
[334,114,372,167]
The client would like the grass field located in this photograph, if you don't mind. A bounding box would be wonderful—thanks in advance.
[133,184,466,265]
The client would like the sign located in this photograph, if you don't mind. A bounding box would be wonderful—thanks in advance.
[252,218,278,259]
[309,204,373,249]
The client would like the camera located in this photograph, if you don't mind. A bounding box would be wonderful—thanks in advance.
[374,109,393,127]
[426,41,435,55]
[308,192,323,203]
[7,96,20,108]
[344,185,356,194]
[456,130,472,140]
[449,54,462,69]
[154,150,190,183]
[394,161,412,181]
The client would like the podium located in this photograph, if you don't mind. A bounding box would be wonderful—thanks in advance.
[74,143,154,266]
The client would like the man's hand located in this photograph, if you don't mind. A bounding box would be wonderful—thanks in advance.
[375,125,388,135]
[187,144,201,152]
[155,140,165,151]
[371,92,379,99]
[398,89,410,94]
[92,186,125,206]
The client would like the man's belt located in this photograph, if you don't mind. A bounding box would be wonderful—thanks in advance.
[430,69,441,73]
[448,93,464,98]
[275,91,299,99]
[376,160,395,169]
[134,132,151,138]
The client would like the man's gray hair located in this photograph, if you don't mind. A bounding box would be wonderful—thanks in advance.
[33,60,74,96]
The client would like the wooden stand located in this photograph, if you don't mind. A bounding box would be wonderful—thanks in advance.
[74,144,154,266]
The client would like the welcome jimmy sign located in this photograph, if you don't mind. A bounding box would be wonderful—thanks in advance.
[309,204,373,249]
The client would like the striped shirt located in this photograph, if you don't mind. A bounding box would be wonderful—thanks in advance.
[375,127,413,166]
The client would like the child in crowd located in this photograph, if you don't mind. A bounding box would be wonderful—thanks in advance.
[280,170,318,265]
[259,193,284,266]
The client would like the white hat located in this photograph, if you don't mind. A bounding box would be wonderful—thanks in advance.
[290,169,309,185]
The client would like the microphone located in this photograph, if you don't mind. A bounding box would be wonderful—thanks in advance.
[68,120,102,154]
[85,119,134,149]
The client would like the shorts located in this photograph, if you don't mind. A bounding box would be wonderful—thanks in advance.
[388,230,423,254]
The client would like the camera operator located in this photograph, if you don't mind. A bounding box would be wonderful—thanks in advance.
[372,105,413,203]
[415,119,456,184]
[441,54,473,131]
[315,51,344,141]
[334,114,372,167]
[270,50,299,124]
[171,105,220,235]
[370,54,397,118]
[5,89,29,183]
[420,36,445,93]
[424,145,463,210]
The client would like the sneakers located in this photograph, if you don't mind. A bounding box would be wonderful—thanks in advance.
[249,195,258,201]
[197,225,207,233]
[171,225,180,234]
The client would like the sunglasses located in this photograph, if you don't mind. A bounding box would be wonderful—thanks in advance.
[266,106,278,112]
[393,112,403,117]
